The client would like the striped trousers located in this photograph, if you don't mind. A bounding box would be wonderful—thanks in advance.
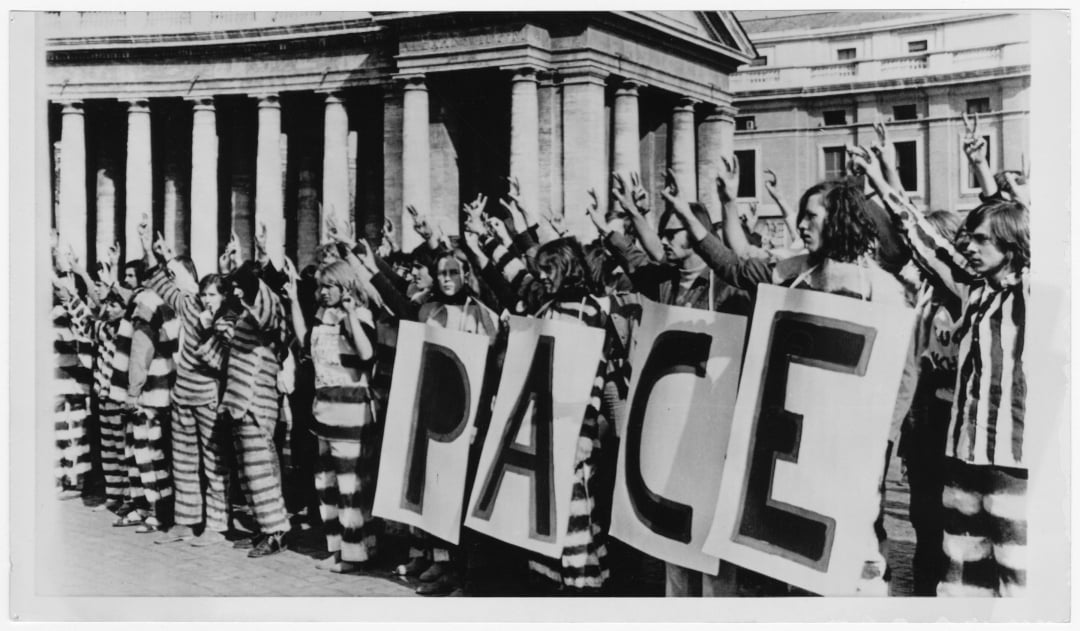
[172,403,230,532]
[55,395,92,490]
[124,407,173,512]
[98,402,128,503]
[938,458,1027,597]
[315,435,380,562]
[231,412,290,535]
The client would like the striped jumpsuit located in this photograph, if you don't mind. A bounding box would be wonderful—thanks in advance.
[219,279,292,537]
[91,316,127,504]
[146,266,231,534]
[53,296,94,491]
[877,187,1029,597]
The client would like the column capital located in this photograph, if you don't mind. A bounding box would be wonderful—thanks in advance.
[703,103,738,121]
[558,68,609,87]
[318,91,346,105]
[508,66,542,82]
[59,100,85,115]
[125,99,151,113]
[614,79,644,97]
[254,93,281,109]
[397,74,428,91]
[674,97,700,112]
[187,96,216,112]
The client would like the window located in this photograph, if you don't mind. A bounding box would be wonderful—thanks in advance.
[734,150,757,197]
[893,104,918,121]
[837,48,857,61]
[823,147,846,180]
[893,141,919,192]
[749,55,769,67]
[735,116,757,131]
[823,110,847,126]
[907,40,928,53]
[966,98,991,115]
[967,135,992,189]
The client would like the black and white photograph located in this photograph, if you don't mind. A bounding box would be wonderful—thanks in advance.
[7,6,1072,624]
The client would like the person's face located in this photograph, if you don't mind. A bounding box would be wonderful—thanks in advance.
[317,278,344,308]
[411,264,433,291]
[536,252,564,296]
[659,215,691,263]
[963,218,1010,278]
[437,257,466,297]
[798,193,827,255]
[199,284,224,314]
[104,300,125,322]
[123,267,140,289]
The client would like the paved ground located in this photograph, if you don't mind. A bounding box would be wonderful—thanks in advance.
[39,457,917,598]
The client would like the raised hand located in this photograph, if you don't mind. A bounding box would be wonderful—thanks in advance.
[153,230,175,262]
[137,213,153,253]
[462,193,488,235]
[585,188,609,235]
[254,221,269,261]
[281,255,300,302]
[506,176,523,208]
[629,171,649,214]
[406,204,433,240]
[107,241,121,269]
[764,168,778,192]
[662,167,679,200]
[611,172,636,216]
[845,145,880,182]
[545,211,569,238]
[962,134,988,165]
[462,229,482,254]
[716,155,740,203]
[325,212,355,247]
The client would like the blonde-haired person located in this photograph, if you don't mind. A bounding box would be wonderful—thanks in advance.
[286,259,381,573]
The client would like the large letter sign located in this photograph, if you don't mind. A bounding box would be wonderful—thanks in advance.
[465,315,605,559]
[373,321,489,544]
[705,285,915,595]
[611,299,746,574]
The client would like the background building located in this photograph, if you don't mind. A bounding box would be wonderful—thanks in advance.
[44,11,756,272]
[729,11,1030,246]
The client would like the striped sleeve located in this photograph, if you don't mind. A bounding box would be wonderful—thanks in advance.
[877,186,977,300]
[145,264,197,316]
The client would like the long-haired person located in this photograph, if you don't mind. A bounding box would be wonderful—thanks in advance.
[850,144,1030,598]
[286,259,380,574]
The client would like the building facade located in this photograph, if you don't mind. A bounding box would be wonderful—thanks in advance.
[44,11,756,272]
[729,11,1030,245]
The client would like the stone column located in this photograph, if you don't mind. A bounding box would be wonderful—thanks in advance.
[670,97,698,202]
[925,86,958,210]
[58,101,88,265]
[561,70,608,239]
[321,92,350,243]
[509,67,541,218]
[256,94,284,268]
[189,97,219,277]
[124,99,152,262]
[697,104,736,221]
[94,127,120,264]
[401,76,430,253]
[612,79,642,178]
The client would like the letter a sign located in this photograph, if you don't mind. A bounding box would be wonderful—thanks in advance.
[465,315,606,559]
[704,285,915,595]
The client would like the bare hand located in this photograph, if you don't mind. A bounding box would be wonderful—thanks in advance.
[716,155,740,203]
[325,212,355,247]
[462,193,488,235]
[845,145,880,181]
[629,172,649,214]
[663,168,679,200]
[107,241,121,269]
[585,188,608,234]
[137,213,152,251]
[545,212,569,238]
[764,169,778,190]
[462,230,481,253]
[611,172,637,216]
[282,256,300,301]
[962,135,987,165]
[153,230,175,261]
[407,205,432,239]
[659,180,692,219]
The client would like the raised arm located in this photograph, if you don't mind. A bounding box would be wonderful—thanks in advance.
[612,171,665,263]
[280,256,308,345]
[763,169,801,248]
[716,156,755,259]
[961,112,999,200]
[143,231,197,314]
[849,145,976,298]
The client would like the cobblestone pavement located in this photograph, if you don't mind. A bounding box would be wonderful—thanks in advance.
[39,457,917,598]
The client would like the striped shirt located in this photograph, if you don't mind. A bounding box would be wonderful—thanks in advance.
[146,266,222,406]
[878,187,1028,469]
[108,288,181,409]
[308,306,375,441]
[92,319,121,399]
[219,279,288,427]
[53,298,94,401]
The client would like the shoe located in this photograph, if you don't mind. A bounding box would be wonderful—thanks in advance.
[416,574,458,596]
[233,535,261,550]
[248,532,287,558]
[329,560,368,575]
[135,516,164,534]
[419,561,449,583]
[315,553,341,571]
[190,531,230,548]
[154,526,196,544]
[395,557,431,577]
[112,512,145,528]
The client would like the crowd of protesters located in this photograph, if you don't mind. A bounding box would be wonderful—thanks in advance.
[51,114,1029,597]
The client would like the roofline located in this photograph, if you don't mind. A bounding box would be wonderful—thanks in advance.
[744,10,1019,45]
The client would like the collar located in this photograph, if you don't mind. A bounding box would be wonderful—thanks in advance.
[315,306,347,326]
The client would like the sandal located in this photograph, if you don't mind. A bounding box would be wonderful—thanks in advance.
[135,516,163,534]
[112,512,144,528]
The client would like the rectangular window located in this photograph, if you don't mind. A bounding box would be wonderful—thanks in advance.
[907,40,928,53]
[893,104,918,121]
[734,150,757,197]
[749,55,769,67]
[837,48,857,61]
[735,116,757,131]
[967,135,992,189]
[893,141,918,192]
[823,110,847,126]
[823,147,846,180]
[966,98,991,115]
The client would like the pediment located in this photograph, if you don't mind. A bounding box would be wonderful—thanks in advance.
[627,11,758,62]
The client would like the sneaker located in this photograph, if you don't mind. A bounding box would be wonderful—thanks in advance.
[395,557,431,578]
[248,532,287,558]
[190,531,230,548]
